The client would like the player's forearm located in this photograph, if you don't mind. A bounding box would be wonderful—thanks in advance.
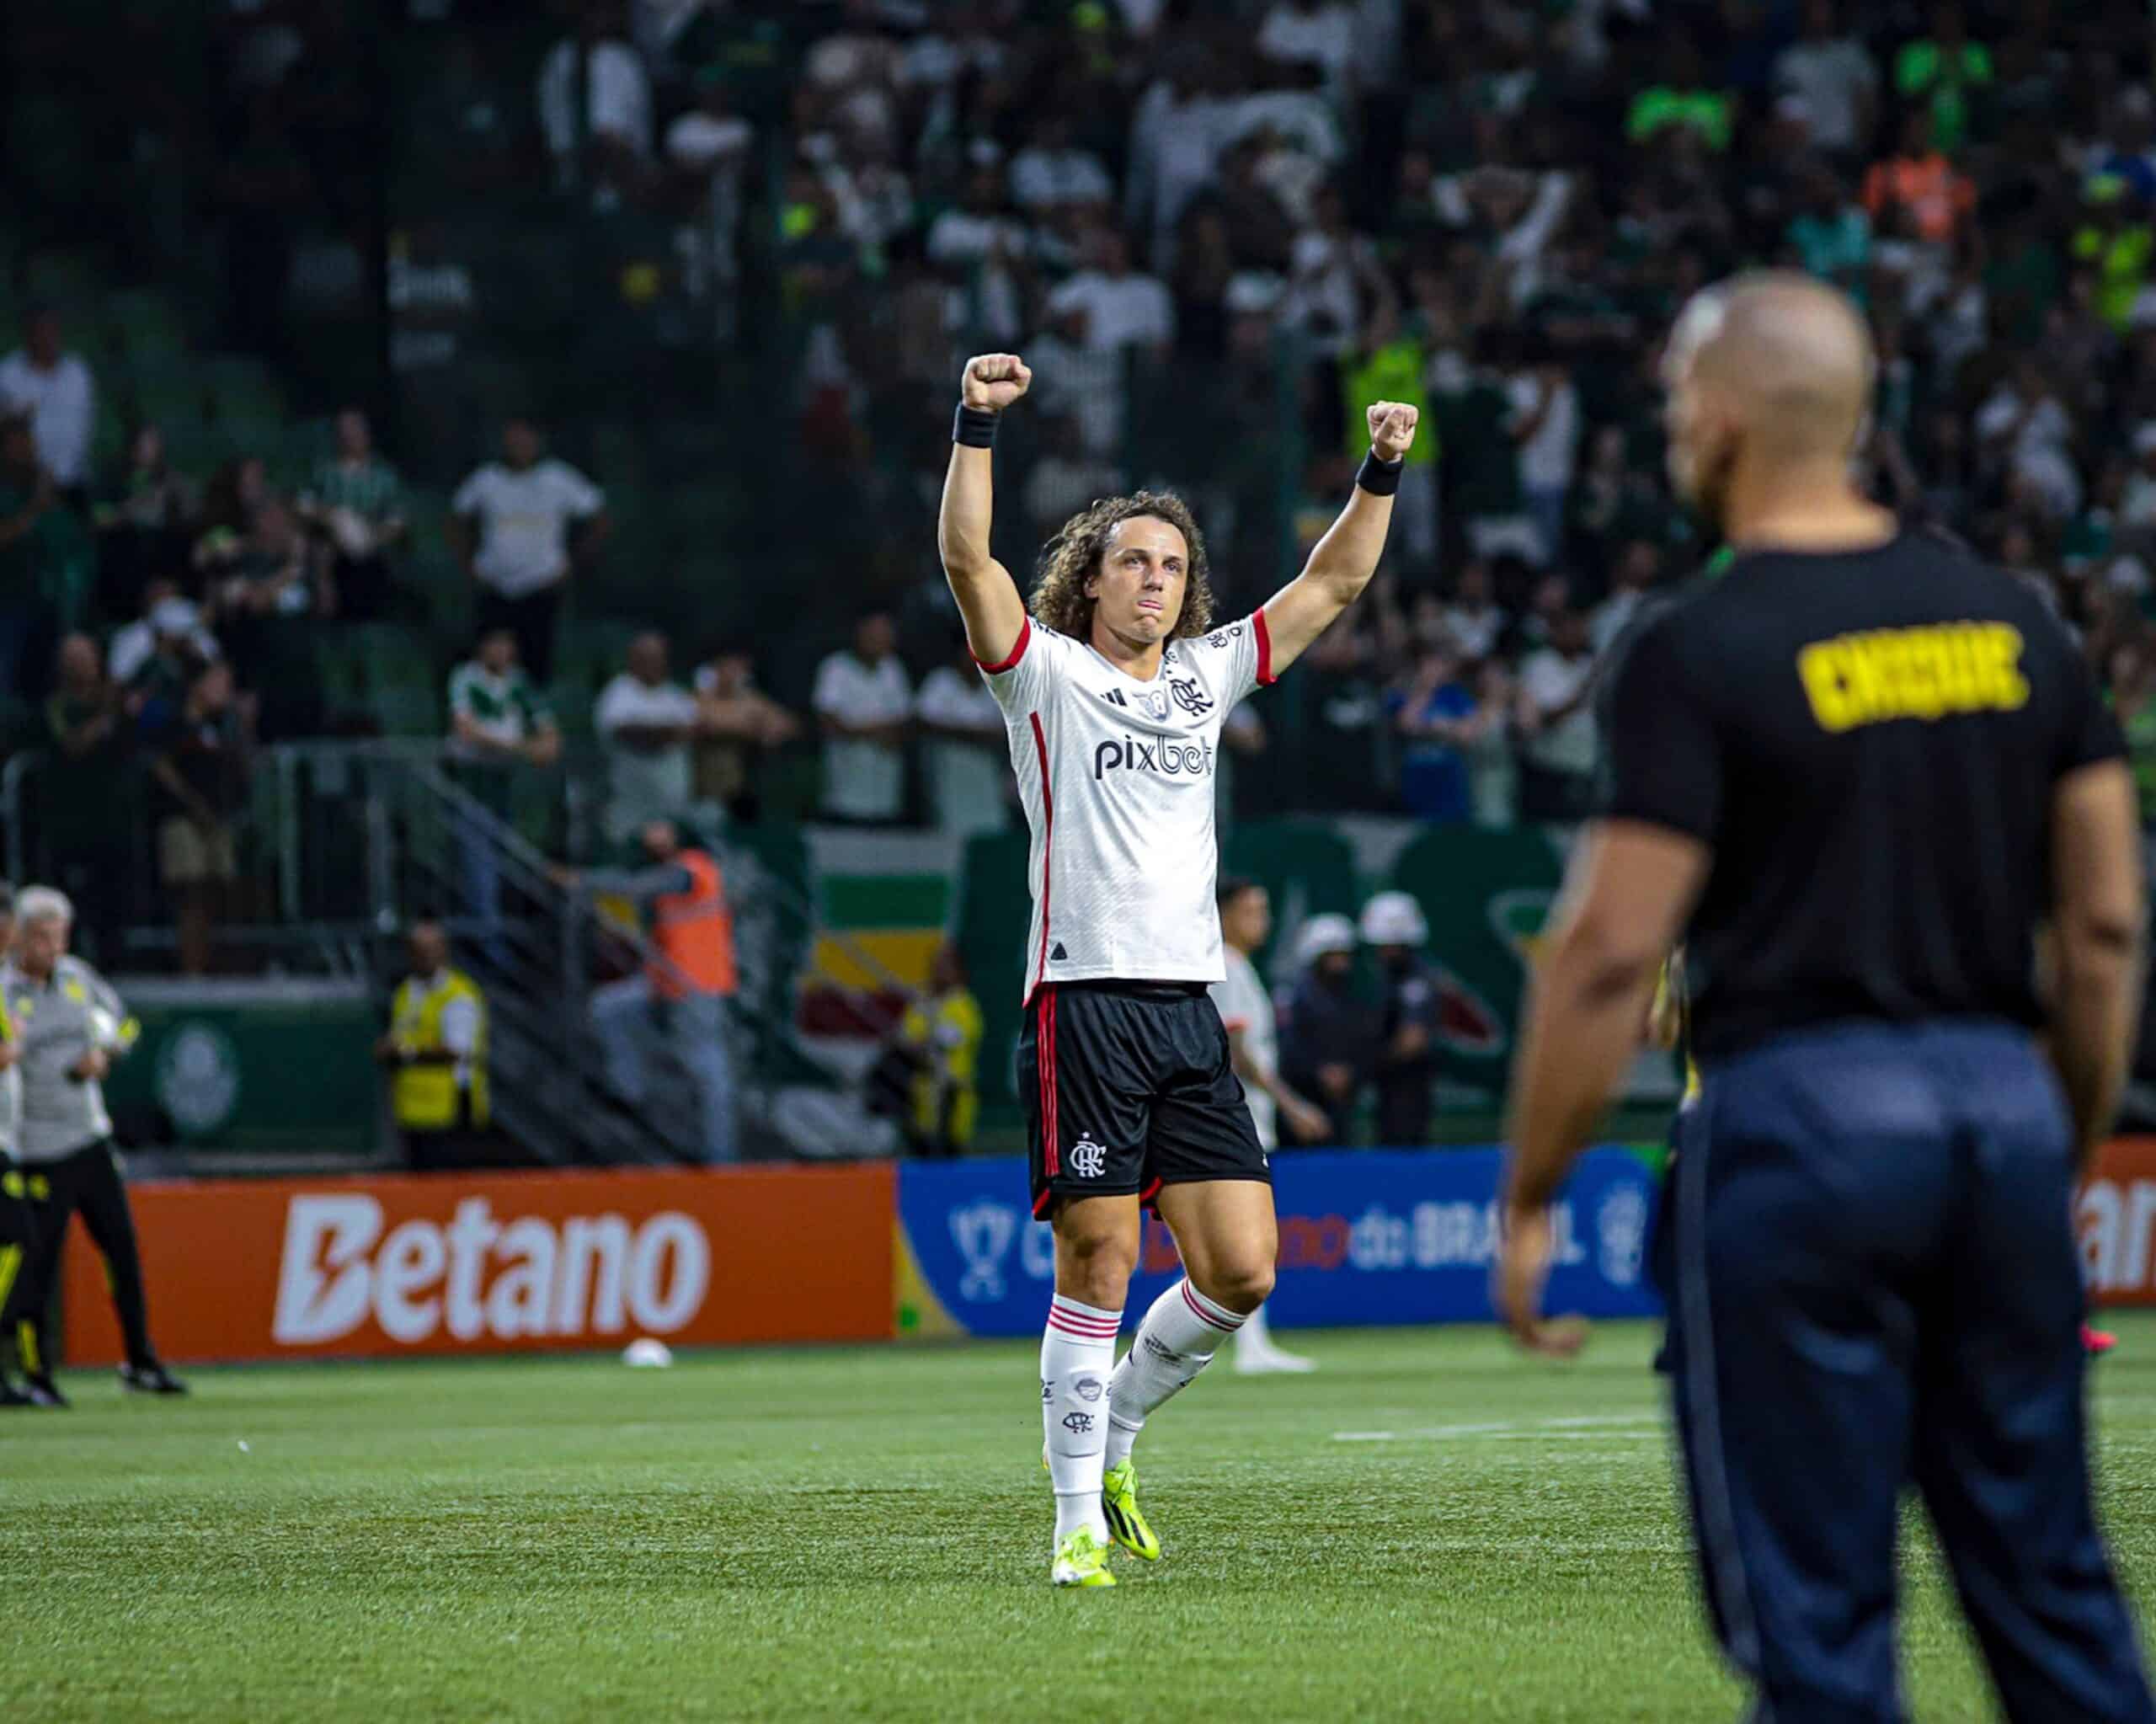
[2050,931,2145,1168]
[937,444,996,585]
[1505,931,1662,1209]
[1300,484,1396,603]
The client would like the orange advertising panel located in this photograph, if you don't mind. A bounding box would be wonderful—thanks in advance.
[2081,1137,2156,1307]
[62,1163,894,1365]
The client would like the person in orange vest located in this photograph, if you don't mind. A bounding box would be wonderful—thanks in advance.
[569,819,739,1162]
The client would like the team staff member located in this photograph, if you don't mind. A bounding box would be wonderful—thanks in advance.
[0,882,30,1408]
[1359,891,1439,1145]
[377,921,490,1172]
[1209,877,1322,1375]
[1498,274,2153,1720]
[563,819,739,1164]
[7,887,185,1403]
[894,943,984,1158]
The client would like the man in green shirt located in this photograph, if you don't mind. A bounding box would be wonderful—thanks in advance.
[1893,7,1992,154]
[1342,308,1438,568]
[300,408,406,622]
[447,628,561,954]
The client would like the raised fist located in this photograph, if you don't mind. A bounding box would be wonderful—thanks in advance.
[962,354,1033,413]
[1368,400,1419,462]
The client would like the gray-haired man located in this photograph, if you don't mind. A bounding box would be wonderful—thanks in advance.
[6,887,184,1404]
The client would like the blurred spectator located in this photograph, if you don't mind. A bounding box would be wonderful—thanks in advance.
[536,2,654,200]
[151,660,248,975]
[1294,622,1389,810]
[378,921,492,1174]
[1218,698,1266,825]
[1281,184,1390,359]
[1046,227,1175,355]
[574,819,738,1163]
[595,632,700,844]
[915,634,1008,837]
[1975,360,2081,521]
[1011,112,1113,213]
[666,68,755,329]
[43,634,128,959]
[1257,1,1356,87]
[450,418,609,686]
[93,425,198,623]
[1863,111,1972,245]
[1787,161,1873,302]
[693,649,799,825]
[1626,37,1736,154]
[814,611,912,824]
[1592,542,1665,653]
[1359,891,1437,1146]
[298,408,405,623]
[450,627,561,794]
[111,579,220,691]
[1341,306,1436,569]
[1892,3,1992,156]
[889,942,985,1157]
[0,416,65,696]
[1513,606,1599,823]
[192,454,273,582]
[0,306,94,498]
[1773,0,1878,159]
[1392,643,1508,825]
[1441,559,1509,661]
[206,498,328,742]
[1508,353,1582,567]
[1022,414,1124,537]
[2123,429,2156,532]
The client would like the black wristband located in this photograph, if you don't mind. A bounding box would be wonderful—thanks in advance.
[1355,449,1405,497]
[953,404,999,449]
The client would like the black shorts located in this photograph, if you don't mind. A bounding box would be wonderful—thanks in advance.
[1021,980,1271,1219]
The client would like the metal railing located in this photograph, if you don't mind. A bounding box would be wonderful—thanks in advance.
[3,741,921,1164]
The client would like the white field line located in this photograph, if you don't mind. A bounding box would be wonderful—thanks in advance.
[1334,1412,1665,1444]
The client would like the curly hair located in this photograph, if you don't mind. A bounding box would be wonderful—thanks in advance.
[1029,490,1215,643]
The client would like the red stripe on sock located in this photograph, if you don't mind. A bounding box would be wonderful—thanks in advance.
[1181,1281,1241,1333]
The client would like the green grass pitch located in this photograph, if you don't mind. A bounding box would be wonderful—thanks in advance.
[8,1316,2156,1721]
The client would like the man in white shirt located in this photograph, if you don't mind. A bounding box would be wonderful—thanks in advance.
[536,8,653,194]
[109,584,220,689]
[450,417,609,685]
[1515,607,1600,822]
[1010,113,1114,212]
[1045,229,1176,355]
[813,612,912,823]
[1508,359,1582,566]
[1257,0,1357,85]
[1591,540,1664,654]
[1773,0,1878,158]
[1209,877,1326,1374]
[938,350,1415,1588]
[1443,558,1510,661]
[915,636,1010,837]
[0,306,95,495]
[595,632,701,842]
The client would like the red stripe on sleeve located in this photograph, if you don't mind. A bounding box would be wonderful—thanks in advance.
[972,615,1031,675]
[1253,607,1275,686]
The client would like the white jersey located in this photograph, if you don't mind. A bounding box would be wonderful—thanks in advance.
[979,611,1273,1001]
[1209,947,1277,1150]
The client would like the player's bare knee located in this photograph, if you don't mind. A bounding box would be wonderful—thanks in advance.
[1194,1257,1273,1315]
[1053,1210,1138,1306]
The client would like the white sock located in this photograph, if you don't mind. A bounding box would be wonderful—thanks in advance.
[1105,1278,1246,1468]
[1042,1294,1121,1545]
[1238,1305,1275,1353]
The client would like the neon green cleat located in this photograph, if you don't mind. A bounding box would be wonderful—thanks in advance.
[1101,1460,1161,1561]
[1051,1529,1117,1588]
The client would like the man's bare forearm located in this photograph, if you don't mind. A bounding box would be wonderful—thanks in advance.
[937,443,996,584]
[1301,486,1396,606]
[2052,935,2144,1168]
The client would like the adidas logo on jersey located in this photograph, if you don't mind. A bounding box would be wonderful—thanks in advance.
[1050,942,1069,961]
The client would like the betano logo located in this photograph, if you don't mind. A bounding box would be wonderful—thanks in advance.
[272,1193,711,1347]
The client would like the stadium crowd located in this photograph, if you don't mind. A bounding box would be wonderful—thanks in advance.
[8,0,2156,917]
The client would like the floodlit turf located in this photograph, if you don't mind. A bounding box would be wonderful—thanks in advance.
[8,1320,2156,1721]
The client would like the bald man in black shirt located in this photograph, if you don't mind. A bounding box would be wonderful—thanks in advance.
[1498,274,2155,1722]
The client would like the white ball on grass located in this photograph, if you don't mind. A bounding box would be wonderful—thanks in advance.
[622,1338,674,1369]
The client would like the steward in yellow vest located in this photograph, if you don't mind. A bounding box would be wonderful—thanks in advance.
[377,922,489,1169]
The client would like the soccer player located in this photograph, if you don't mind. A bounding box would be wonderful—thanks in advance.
[1497,274,2155,1719]
[938,353,1415,1588]
[1210,876,1326,1374]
